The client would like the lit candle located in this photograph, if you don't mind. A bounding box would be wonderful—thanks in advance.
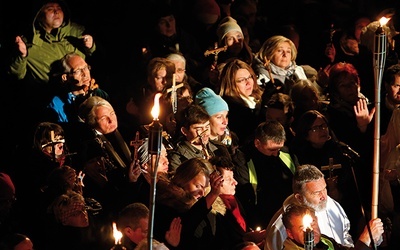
[303,214,314,250]
[148,93,163,155]
[111,222,126,250]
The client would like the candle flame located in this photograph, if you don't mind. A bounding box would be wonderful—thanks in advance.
[379,17,390,26]
[112,222,122,245]
[255,226,261,231]
[302,214,313,231]
[151,93,162,120]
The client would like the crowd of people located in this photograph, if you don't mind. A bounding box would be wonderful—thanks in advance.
[0,0,400,249]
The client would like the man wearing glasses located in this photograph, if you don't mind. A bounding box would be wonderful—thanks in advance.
[45,52,109,124]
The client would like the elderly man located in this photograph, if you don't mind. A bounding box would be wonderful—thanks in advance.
[264,164,355,250]
[281,203,383,250]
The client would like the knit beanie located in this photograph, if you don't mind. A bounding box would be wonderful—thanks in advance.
[195,87,229,116]
[0,172,15,200]
[217,16,243,44]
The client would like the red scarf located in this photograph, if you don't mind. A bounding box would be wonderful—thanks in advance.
[220,194,246,231]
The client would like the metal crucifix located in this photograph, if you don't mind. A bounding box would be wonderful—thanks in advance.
[204,42,227,66]
[130,131,145,162]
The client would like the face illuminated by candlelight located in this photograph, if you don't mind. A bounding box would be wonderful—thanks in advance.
[182,121,211,146]
[283,205,320,246]
[183,172,208,200]
[209,111,229,139]
[172,158,212,200]
[235,69,254,97]
[219,168,237,195]
[271,41,292,69]
[295,177,328,212]
[94,106,118,134]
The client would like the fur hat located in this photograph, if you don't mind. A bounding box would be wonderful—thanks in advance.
[0,173,15,200]
[217,16,243,44]
[195,87,229,116]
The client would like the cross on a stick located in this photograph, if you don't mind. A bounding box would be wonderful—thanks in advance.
[130,131,145,162]
[321,157,342,178]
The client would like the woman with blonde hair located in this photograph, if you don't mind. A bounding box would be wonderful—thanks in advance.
[253,35,307,98]
[218,58,262,145]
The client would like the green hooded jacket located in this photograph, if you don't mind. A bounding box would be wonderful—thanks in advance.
[9,0,96,85]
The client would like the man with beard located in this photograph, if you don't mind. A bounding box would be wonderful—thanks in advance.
[264,164,354,250]
[281,204,383,250]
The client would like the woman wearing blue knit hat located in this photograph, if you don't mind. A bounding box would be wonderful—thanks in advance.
[195,87,232,146]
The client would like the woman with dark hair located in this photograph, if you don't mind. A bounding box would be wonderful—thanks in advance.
[290,109,362,237]
[153,157,225,249]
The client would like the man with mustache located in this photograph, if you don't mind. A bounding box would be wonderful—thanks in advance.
[264,164,355,250]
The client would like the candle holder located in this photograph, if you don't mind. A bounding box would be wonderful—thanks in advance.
[304,227,314,250]
[303,214,314,250]
[110,244,126,250]
[148,119,163,155]
[147,93,163,250]
[371,17,389,220]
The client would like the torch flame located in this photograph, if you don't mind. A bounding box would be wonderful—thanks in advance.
[379,17,390,26]
[302,214,313,231]
[151,93,162,120]
[112,222,122,245]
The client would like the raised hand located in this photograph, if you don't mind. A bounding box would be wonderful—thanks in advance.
[15,36,27,57]
[128,159,142,182]
[354,98,375,132]
[165,217,182,247]
[81,35,94,49]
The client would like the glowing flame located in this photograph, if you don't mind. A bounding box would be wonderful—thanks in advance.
[151,93,162,120]
[379,17,390,26]
[302,214,313,231]
[255,226,261,231]
[112,222,122,245]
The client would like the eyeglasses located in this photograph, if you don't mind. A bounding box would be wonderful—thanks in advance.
[236,75,253,85]
[309,123,328,133]
[176,68,186,73]
[71,65,91,76]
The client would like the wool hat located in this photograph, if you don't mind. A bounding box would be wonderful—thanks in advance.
[195,87,229,116]
[0,172,15,200]
[217,16,243,44]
